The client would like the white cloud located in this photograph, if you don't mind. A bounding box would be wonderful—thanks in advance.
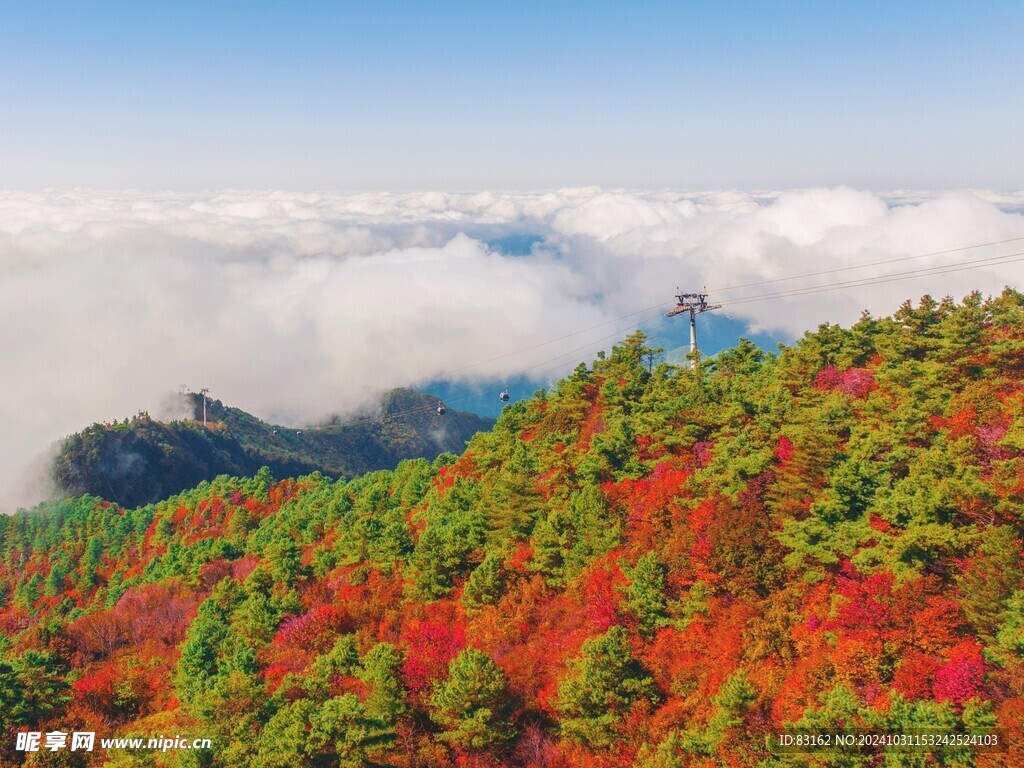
[1,186,1023,510]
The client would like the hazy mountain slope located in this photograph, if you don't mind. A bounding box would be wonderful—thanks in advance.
[51,388,493,508]
[3,290,1024,766]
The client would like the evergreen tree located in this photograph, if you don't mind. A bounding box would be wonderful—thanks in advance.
[430,648,514,749]
[623,552,669,635]
[462,552,507,610]
[360,642,408,724]
[996,589,1024,657]
[556,626,658,748]
[0,650,70,731]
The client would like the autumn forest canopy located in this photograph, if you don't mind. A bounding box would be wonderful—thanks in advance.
[4,290,1024,767]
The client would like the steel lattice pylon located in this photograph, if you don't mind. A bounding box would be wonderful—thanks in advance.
[665,291,721,369]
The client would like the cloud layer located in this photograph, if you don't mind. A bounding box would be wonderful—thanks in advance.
[2,186,1023,510]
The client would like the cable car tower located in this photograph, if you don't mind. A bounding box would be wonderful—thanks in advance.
[199,388,210,426]
[665,290,721,369]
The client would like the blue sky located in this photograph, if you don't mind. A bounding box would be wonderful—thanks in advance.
[2,1,1022,190]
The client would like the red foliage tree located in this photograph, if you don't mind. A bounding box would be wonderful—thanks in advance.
[400,616,467,695]
[932,640,986,704]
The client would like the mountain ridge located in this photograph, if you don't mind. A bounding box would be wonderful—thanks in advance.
[50,388,494,508]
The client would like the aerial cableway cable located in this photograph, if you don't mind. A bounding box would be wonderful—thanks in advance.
[361,232,1024,402]
[707,232,1024,294]
[438,299,676,377]
[290,233,1024,430]
[300,305,672,430]
[433,231,1024,384]
[718,248,1024,309]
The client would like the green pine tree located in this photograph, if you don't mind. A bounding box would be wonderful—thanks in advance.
[430,648,515,749]
[556,625,658,748]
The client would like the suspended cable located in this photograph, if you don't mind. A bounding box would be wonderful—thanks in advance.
[720,249,1024,308]
[709,232,1024,294]
[286,232,1024,430]
[439,232,1024,381]
[305,307,671,429]
[439,300,673,376]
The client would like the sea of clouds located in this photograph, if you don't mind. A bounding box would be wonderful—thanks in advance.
[2,186,1024,510]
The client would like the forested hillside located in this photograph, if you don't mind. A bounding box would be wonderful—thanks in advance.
[51,389,493,508]
[4,290,1024,767]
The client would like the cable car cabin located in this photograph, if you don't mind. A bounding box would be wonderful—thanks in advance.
[436,402,447,416]
[272,429,278,435]
[499,387,510,403]
[295,430,303,436]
